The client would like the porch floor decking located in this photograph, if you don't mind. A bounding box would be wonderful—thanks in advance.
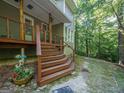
[0,38,61,48]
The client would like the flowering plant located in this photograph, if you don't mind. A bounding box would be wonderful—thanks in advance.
[12,54,34,80]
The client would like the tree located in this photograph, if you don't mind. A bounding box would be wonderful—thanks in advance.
[75,0,119,62]
[110,0,124,64]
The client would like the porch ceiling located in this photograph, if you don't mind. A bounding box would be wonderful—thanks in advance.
[3,0,70,25]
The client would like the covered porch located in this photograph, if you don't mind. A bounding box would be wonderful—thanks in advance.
[0,0,70,48]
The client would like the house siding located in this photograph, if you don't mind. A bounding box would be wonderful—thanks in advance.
[65,3,73,22]
[55,0,75,56]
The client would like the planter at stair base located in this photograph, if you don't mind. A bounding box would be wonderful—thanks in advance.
[12,54,34,85]
[12,74,33,85]
[12,67,34,85]
[12,65,34,85]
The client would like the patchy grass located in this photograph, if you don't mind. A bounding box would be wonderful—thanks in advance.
[113,66,124,92]
[85,57,124,93]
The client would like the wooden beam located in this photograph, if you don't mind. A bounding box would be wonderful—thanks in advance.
[0,44,30,48]
[19,0,24,40]
[37,56,42,85]
[0,38,35,44]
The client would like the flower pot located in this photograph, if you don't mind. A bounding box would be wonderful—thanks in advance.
[13,74,33,85]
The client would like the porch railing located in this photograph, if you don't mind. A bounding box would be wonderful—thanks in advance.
[0,16,34,41]
[52,33,64,50]
[52,33,75,61]
[0,16,20,39]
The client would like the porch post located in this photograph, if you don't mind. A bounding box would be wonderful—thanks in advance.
[36,25,41,55]
[19,0,25,64]
[49,13,53,44]
[19,0,24,40]
[36,25,42,85]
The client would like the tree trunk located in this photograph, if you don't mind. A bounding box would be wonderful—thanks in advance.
[118,29,124,64]
[85,30,89,57]
[111,2,124,64]
[86,39,89,57]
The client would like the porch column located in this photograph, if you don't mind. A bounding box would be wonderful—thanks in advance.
[20,0,24,40]
[49,13,53,44]
[19,0,25,62]
[36,25,41,55]
[36,25,42,85]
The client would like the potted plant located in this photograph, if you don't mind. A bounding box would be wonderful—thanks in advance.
[12,54,34,85]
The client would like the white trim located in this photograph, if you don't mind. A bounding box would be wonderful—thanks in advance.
[42,23,48,32]
[24,15,34,26]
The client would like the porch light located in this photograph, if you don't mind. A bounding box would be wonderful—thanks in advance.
[27,4,33,10]
[14,0,19,3]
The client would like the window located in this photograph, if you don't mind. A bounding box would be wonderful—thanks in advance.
[65,27,67,41]
[43,24,48,32]
[24,15,34,41]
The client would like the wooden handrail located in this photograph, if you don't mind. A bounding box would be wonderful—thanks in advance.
[53,34,64,50]
[53,33,75,61]
[64,41,75,61]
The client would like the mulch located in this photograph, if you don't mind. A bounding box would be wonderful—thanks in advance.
[0,63,37,88]
[0,65,14,88]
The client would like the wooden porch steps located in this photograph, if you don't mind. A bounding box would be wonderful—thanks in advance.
[39,62,74,86]
[38,43,74,86]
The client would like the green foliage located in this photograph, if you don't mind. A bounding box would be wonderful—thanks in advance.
[75,0,122,62]
[12,54,34,80]
[13,64,34,80]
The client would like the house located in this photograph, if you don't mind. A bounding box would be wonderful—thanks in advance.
[0,0,76,86]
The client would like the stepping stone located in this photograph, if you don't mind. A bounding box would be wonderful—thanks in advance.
[52,86,73,93]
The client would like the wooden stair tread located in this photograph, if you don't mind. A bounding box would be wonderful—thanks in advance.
[42,57,68,69]
[39,62,74,85]
[40,54,65,62]
[42,60,72,75]
[42,49,58,52]
[41,51,63,57]
[40,54,65,59]
[41,44,55,49]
